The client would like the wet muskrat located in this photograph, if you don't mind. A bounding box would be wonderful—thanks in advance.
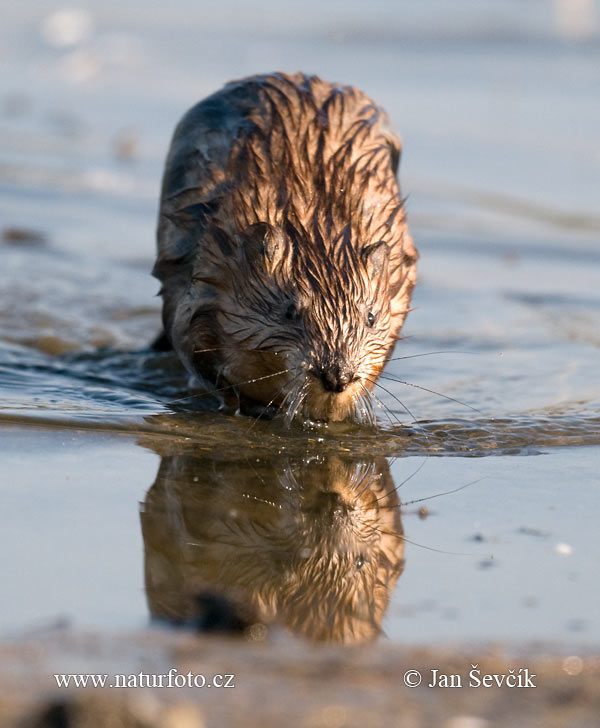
[154,72,417,421]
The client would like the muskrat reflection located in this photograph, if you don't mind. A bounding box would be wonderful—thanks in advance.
[141,454,404,644]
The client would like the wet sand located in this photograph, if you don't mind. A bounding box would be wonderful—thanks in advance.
[2,628,600,728]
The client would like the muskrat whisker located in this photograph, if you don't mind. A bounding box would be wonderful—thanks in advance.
[217,368,294,390]
[246,370,305,431]
[284,377,310,425]
[354,385,377,427]
[350,459,383,503]
[245,389,285,431]
[363,458,428,509]
[396,457,428,489]
[164,391,218,406]
[386,350,480,363]
[165,368,293,406]
[243,455,270,490]
[362,390,377,428]
[369,392,403,426]
[374,530,473,557]
[348,461,376,497]
[400,477,485,507]
[359,381,401,429]
[278,379,300,417]
[363,376,417,423]
[193,346,227,354]
[292,381,311,423]
[378,373,483,414]
[193,343,291,357]
[242,492,280,508]
[353,390,367,426]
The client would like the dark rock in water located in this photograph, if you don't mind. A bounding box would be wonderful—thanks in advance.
[2,227,47,246]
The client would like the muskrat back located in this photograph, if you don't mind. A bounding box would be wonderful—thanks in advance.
[154,72,417,421]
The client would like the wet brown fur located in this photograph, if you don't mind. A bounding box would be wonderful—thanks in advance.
[154,72,417,421]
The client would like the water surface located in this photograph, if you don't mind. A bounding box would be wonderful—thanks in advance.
[1,0,599,647]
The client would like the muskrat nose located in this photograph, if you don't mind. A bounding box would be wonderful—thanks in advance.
[318,364,355,393]
[316,491,350,525]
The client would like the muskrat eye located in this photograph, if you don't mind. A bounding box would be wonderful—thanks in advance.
[366,311,376,328]
[285,303,299,321]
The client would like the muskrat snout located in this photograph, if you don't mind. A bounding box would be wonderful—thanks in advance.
[313,363,356,394]
[310,490,354,526]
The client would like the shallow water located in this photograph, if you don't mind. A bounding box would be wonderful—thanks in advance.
[1,1,599,646]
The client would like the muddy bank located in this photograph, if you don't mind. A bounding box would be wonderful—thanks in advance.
[1,628,599,728]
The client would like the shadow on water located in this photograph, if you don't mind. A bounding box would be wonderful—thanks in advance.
[140,447,404,644]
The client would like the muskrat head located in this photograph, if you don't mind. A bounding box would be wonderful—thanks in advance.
[216,221,394,422]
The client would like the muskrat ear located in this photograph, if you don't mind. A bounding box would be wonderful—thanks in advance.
[162,188,220,230]
[383,130,402,177]
[243,222,285,271]
[163,203,211,231]
[387,140,400,178]
[362,241,389,279]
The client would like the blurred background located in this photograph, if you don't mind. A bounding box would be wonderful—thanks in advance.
[1,0,599,261]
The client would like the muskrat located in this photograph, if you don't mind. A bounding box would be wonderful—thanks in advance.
[154,72,417,421]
